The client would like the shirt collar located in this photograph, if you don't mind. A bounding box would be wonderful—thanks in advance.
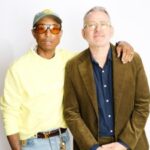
[90,47,112,63]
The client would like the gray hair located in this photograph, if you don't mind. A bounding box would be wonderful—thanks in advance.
[83,6,110,21]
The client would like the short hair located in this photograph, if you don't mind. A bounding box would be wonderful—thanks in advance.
[83,6,111,21]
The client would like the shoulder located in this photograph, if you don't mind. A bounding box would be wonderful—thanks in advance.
[55,49,75,64]
[121,51,145,75]
[64,49,90,77]
[131,52,143,68]
[66,49,90,66]
[8,49,33,72]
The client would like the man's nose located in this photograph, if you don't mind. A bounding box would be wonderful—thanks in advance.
[45,29,52,36]
[95,24,102,31]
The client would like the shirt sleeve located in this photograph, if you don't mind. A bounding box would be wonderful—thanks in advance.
[0,68,23,135]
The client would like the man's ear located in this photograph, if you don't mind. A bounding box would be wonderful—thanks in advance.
[32,30,36,39]
[59,30,63,38]
[82,29,86,39]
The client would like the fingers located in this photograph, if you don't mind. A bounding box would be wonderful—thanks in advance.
[121,48,127,64]
[101,143,113,148]
[96,146,106,150]
[97,146,111,150]
[116,45,122,58]
[116,41,134,63]
[122,51,134,63]
[121,47,134,63]
[101,142,127,150]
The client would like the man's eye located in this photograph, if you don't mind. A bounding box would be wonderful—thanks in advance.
[89,24,96,28]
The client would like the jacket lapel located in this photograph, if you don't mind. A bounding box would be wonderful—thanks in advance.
[112,47,127,125]
[77,47,127,124]
[78,50,99,118]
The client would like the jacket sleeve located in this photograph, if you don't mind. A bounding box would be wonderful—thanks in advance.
[63,62,98,150]
[119,53,150,149]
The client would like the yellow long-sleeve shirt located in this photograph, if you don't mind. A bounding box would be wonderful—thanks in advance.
[0,48,75,140]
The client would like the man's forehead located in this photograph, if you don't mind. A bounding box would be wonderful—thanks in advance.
[86,11,109,20]
[85,11,110,22]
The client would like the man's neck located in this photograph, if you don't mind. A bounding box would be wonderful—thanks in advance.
[90,45,110,68]
[36,47,55,59]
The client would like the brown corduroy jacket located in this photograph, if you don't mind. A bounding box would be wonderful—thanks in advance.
[63,44,150,150]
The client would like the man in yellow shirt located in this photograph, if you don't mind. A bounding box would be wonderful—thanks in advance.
[0,9,134,150]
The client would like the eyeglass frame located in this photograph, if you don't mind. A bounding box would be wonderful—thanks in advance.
[33,24,62,34]
[84,21,111,30]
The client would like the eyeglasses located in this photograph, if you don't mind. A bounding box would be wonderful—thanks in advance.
[33,24,61,34]
[84,21,111,30]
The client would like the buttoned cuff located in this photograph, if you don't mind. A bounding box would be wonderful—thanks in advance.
[118,139,130,149]
[90,144,99,150]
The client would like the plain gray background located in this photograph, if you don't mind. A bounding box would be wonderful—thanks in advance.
[0,0,149,149]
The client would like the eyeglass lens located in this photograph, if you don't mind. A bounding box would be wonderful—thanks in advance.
[33,24,61,34]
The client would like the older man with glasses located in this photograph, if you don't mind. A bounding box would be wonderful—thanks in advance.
[63,6,150,150]
[1,9,134,150]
